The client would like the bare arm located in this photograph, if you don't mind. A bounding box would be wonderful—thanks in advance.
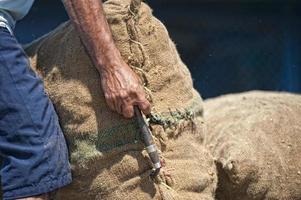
[62,0,150,118]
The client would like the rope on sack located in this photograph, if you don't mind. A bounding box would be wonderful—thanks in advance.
[129,0,142,15]
[128,0,200,135]
[125,0,199,194]
[126,0,198,133]
[126,0,153,102]
[126,1,174,188]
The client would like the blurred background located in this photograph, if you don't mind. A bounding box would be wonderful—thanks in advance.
[15,0,301,99]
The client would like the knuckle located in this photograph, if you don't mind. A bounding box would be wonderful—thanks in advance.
[129,90,137,96]
[111,94,118,100]
[138,95,148,104]
[124,113,133,119]
[141,103,148,110]
[123,109,134,119]
[140,102,151,113]
[104,93,110,99]
[105,93,114,99]
[144,101,151,108]
[119,92,129,100]
[130,85,141,93]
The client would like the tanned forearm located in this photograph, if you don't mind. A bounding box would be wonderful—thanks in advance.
[62,0,121,72]
[62,0,151,118]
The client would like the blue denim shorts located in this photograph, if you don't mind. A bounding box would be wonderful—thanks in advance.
[0,26,72,199]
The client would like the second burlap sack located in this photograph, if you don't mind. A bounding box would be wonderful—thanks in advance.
[25,0,217,199]
[205,91,301,200]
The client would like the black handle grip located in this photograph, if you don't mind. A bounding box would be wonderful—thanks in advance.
[134,106,161,177]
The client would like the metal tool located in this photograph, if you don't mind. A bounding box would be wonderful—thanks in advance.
[134,106,161,178]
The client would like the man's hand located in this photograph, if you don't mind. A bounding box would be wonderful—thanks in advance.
[62,0,150,118]
[100,60,150,118]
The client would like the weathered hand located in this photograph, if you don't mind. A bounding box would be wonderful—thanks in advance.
[100,61,151,118]
[63,0,150,118]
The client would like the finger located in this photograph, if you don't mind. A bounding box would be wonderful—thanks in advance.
[137,98,151,115]
[122,104,135,119]
[132,90,151,115]
[104,94,116,112]
[115,97,123,115]
[117,92,131,116]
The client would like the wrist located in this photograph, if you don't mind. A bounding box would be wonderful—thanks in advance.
[95,47,124,73]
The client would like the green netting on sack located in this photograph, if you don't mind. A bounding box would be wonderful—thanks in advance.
[96,119,141,152]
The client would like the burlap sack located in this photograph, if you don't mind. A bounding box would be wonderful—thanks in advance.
[24,0,217,199]
[204,91,301,200]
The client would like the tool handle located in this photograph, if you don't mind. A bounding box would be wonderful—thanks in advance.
[134,106,161,177]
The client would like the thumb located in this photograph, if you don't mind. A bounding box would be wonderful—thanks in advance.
[137,100,151,116]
